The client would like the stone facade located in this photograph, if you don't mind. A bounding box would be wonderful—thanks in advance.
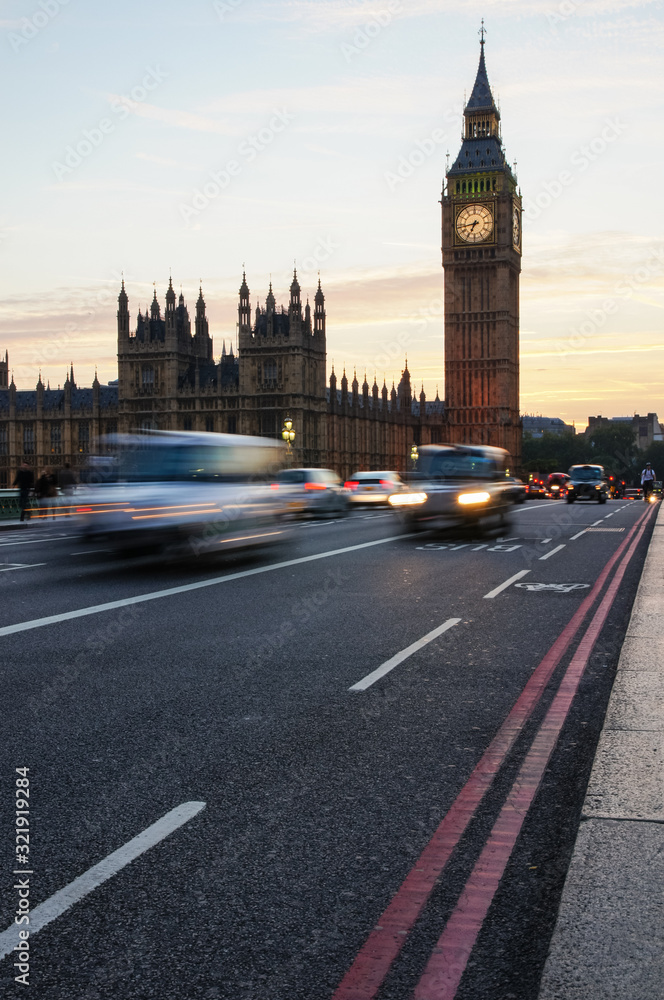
[0,273,446,486]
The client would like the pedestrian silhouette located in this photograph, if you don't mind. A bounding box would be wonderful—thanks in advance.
[35,468,58,520]
[12,463,34,522]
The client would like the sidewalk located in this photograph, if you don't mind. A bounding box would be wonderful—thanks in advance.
[538,502,664,999]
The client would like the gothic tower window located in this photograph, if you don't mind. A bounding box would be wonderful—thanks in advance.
[78,421,89,453]
[50,423,62,454]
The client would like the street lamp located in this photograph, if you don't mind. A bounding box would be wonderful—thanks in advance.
[410,443,419,468]
[282,416,295,455]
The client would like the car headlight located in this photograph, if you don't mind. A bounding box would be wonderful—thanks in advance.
[388,492,428,507]
[595,485,601,490]
[458,491,490,505]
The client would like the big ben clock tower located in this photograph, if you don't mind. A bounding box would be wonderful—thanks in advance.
[442,28,522,467]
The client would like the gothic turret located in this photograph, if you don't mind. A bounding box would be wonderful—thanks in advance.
[314,277,325,335]
[239,272,251,334]
[266,281,276,315]
[166,276,176,313]
[289,267,301,319]
[117,280,130,340]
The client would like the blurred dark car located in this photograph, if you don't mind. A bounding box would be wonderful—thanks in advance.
[547,472,570,499]
[344,471,406,506]
[526,477,547,498]
[504,476,526,504]
[389,444,513,533]
[274,468,349,518]
[566,464,608,504]
[623,488,642,500]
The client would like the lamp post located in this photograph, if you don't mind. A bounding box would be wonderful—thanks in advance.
[282,416,295,461]
[410,443,419,470]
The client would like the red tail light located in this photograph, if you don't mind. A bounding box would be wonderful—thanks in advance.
[270,483,279,489]
[379,480,393,487]
[344,481,358,489]
[305,482,326,491]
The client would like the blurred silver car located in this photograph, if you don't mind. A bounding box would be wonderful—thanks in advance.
[344,471,407,505]
[274,468,349,518]
[388,444,514,532]
[75,431,291,556]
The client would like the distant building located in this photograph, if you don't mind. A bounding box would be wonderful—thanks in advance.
[522,415,575,438]
[586,414,663,450]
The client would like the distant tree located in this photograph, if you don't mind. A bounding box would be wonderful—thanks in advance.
[522,431,587,474]
[585,424,639,483]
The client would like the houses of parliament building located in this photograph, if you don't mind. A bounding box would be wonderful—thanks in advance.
[0,36,521,487]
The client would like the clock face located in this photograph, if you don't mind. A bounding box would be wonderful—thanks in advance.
[456,204,493,243]
[512,205,521,249]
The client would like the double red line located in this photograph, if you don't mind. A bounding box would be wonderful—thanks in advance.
[332,504,655,1000]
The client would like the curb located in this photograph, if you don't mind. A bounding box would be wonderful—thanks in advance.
[538,502,664,999]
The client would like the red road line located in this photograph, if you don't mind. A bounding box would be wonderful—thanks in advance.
[331,504,653,1000]
[412,506,655,999]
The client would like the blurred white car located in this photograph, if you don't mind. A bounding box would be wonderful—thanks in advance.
[344,471,407,505]
[75,431,291,556]
[274,468,349,518]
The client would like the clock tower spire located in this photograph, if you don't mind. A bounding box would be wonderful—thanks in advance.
[441,30,522,466]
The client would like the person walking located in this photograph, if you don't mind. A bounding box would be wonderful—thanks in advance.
[641,461,656,500]
[58,462,77,496]
[35,469,58,520]
[12,463,34,522]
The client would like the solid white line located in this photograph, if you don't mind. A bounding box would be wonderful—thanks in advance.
[0,534,75,549]
[513,503,551,511]
[349,618,461,691]
[483,569,530,599]
[0,563,46,573]
[539,544,566,561]
[0,801,205,960]
[570,530,587,541]
[0,534,408,638]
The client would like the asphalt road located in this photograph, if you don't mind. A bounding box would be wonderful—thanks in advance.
[0,497,656,1000]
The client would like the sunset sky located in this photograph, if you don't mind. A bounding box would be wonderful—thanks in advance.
[1,0,662,429]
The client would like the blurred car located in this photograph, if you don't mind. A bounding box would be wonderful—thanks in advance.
[344,471,406,505]
[388,444,513,533]
[546,472,570,499]
[566,464,608,504]
[653,481,663,496]
[75,431,291,556]
[504,476,526,504]
[526,477,547,498]
[623,488,642,500]
[274,468,349,518]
